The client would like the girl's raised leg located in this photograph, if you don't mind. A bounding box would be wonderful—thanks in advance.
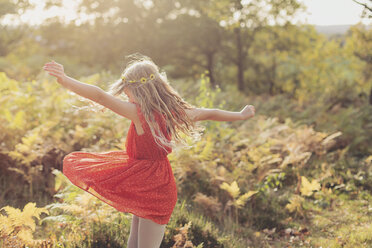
[127,214,139,248]
[137,217,166,248]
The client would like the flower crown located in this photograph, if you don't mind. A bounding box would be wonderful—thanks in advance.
[121,73,156,84]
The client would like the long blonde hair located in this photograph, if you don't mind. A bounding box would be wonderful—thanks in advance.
[107,54,203,151]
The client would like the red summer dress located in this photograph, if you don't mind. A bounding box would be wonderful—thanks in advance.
[62,102,178,225]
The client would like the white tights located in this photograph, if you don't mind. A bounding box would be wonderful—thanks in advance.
[127,214,166,248]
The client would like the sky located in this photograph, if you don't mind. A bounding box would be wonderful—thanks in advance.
[1,0,371,26]
[299,0,370,25]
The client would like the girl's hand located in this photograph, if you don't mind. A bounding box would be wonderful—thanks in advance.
[43,60,67,84]
[240,104,255,120]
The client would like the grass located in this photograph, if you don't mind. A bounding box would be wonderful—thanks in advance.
[261,190,372,247]
[309,193,372,248]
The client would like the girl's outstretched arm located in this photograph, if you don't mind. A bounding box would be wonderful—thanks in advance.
[185,105,255,122]
[43,61,100,101]
[43,60,137,120]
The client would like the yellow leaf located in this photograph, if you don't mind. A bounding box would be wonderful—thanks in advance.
[300,176,321,196]
[365,155,372,164]
[1,202,49,238]
[199,136,214,160]
[235,191,258,208]
[22,203,49,227]
[12,110,25,129]
[286,195,304,213]
[21,132,38,147]
[17,144,30,153]
[17,228,34,245]
[4,109,12,122]
[6,151,24,162]
[1,205,22,219]
[1,206,25,230]
[220,181,240,199]
[74,124,85,139]
[0,215,11,235]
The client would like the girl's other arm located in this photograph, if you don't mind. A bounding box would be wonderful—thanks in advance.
[185,105,255,122]
[43,60,137,120]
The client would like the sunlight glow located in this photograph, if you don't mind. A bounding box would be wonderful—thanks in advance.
[0,0,370,26]
[2,0,95,26]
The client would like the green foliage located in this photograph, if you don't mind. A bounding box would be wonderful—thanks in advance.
[194,73,227,133]
[0,10,371,246]
[219,180,258,223]
[167,198,247,248]
[1,0,371,104]
[0,71,131,207]
[308,195,372,248]
[41,169,131,248]
[261,171,286,191]
[0,68,371,246]
[39,170,238,247]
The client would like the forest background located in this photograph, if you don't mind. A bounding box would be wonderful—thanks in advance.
[0,0,371,247]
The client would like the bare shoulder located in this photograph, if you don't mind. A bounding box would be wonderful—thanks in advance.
[184,107,215,122]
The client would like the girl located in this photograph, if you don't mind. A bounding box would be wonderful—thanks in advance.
[43,56,255,248]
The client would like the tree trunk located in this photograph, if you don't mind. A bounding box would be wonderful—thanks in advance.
[270,56,277,95]
[291,78,300,98]
[235,27,244,91]
[206,52,217,88]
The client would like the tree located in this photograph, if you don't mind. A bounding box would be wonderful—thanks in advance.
[249,23,319,96]
[160,13,223,87]
[39,0,180,68]
[345,24,372,104]
[198,0,304,93]
[0,0,34,56]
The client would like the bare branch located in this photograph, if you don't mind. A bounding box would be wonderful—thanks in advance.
[352,0,372,13]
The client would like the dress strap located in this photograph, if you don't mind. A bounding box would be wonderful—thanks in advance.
[132,102,172,146]
[133,102,168,131]
[134,102,150,123]
[132,102,147,133]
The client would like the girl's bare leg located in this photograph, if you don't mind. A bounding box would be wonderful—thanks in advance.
[127,214,139,248]
[138,217,166,248]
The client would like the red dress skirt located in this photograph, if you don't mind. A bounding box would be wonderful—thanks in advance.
[62,102,177,225]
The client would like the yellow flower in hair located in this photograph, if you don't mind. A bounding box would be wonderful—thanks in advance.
[121,75,125,80]
[150,74,155,80]
[140,77,147,84]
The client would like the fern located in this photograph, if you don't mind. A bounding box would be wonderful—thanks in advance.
[0,202,49,246]
[219,181,258,223]
[235,191,258,208]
